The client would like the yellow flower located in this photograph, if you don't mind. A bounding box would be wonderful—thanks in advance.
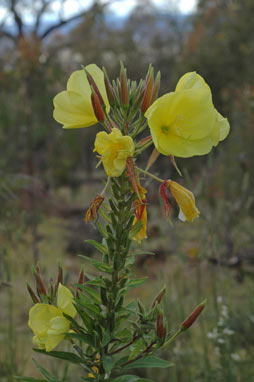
[145,72,230,158]
[94,128,135,177]
[168,180,200,222]
[28,284,76,352]
[133,184,147,243]
[53,64,110,129]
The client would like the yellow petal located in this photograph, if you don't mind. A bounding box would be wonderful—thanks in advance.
[175,72,210,92]
[28,304,62,334]
[57,283,76,318]
[53,90,95,129]
[216,111,230,142]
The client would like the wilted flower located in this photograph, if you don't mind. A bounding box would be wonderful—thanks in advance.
[53,64,110,129]
[28,284,76,352]
[133,184,147,243]
[145,72,230,158]
[94,128,135,177]
[85,195,104,223]
[168,180,200,222]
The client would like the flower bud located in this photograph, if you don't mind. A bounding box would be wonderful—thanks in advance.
[156,308,165,339]
[151,71,161,105]
[33,266,47,297]
[141,65,154,113]
[120,62,129,106]
[76,265,85,297]
[91,87,105,123]
[85,68,105,107]
[152,285,166,308]
[55,264,63,293]
[181,299,206,330]
[103,66,115,106]
[26,282,40,303]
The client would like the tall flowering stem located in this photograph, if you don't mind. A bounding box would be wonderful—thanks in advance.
[23,63,230,382]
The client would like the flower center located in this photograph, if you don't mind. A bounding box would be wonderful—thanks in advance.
[160,125,169,134]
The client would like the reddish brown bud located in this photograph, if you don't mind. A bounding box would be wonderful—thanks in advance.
[26,282,40,303]
[103,66,115,106]
[76,265,85,297]
[151,71,161,104]
[120,62,129,106]
[156,309,165,339]
[91,88,105,122]
[181,299,206,330]
[141,65,154,113]
[85,69,105,107]
[152,285,166,308]
[55,264,63,292]
[85,195,104,223]
[34,267,47,296]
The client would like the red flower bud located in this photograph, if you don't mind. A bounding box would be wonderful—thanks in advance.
[181,299,206,330]
[91,88,105,123]
[152,285,166,308]
[120,62,129,106]
[141,65,154,113]
[103,66,115,106]
[85,69,105,107]
[156,309,165,339]
[26,282,40,303]
[34,266,47,297]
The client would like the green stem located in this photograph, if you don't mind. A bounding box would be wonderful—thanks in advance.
[136,166,164,183]
[161,327,183,349]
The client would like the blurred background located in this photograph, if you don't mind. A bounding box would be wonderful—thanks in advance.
[0,0,254,381]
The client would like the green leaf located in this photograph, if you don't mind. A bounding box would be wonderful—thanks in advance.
[32,359,57,381]
[77,285,101,304]
[86,278,105,288]
[112,376,153,382]
[79,256,113,274]
[102,354,115,374]
[65,332,94,347]
[85,240,108,255]
[129,339,143,360]
[102,329,112,346]
[122,356,173,369]
[33,349,88,365]
[97,221,108,238]
[128,277,148,288]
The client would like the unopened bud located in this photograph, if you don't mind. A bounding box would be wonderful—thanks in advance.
[156,309,165,339]
[152,285,166,308]
[91,88,105,122]
[84,68,105,107]
[120,62,129,106]
[76,265,85,297]
[141,65,154,113]
[33,266,47,297]
[151,71,161,104]
[26,282,40,303]
[181,299,206,330]
[85,195,104,223]
[103,66,115,106]
[55,264,63,293]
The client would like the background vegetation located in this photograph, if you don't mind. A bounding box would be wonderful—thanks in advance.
[0,0,254,381]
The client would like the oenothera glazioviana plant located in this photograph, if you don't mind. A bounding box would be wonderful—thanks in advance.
[24,63,230,382]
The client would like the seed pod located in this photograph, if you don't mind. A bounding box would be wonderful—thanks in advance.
[181,299,206,330]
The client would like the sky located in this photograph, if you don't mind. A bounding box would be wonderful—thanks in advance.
[0,0,197,28]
